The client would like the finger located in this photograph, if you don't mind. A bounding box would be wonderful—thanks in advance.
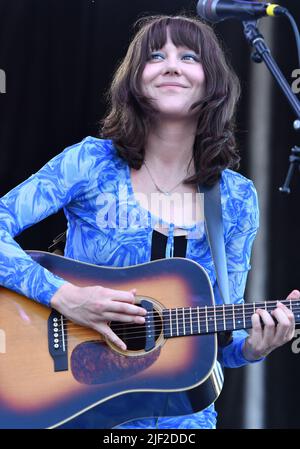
[286,290,300,300]
[250,312,263,341]
[103,311,146,324]
[271,307,293,343]
[255,308,276,344]
[105,288,135,301]
[109,289,137,304]
[98,324,127,351]
[107,300,147,316]
[277,301,295,323]
[276,302,296,340]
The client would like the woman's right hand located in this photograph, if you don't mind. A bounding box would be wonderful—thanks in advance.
[50,283,147,351]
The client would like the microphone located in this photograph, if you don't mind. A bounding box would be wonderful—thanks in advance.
[197,0,287,23]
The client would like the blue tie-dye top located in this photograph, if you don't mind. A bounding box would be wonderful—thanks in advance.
[0,136,263,429]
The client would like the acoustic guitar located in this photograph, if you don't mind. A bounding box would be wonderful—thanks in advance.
[0,251,298,428]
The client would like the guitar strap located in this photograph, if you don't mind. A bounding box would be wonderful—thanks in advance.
[199,179,233,351]
[198,180,230,305]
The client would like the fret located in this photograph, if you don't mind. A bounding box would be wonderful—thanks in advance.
[177,308,184,336]
[293,301,300,323]
[243,302,245,328]
[214,306,225,332]
[207,307,213,333]
[232,303,236,330]
[170,308,177,337]
[191,307,197,335]
[162,309,171,338]
[205,306,208,333]
[197,306,201,334]
[176,308,179,336]
[231,304,235,329]
[184,307,191,336]
[270,301,277,313]
[206,307,215,332]
[214,306,217,332]
[169,309,172,338]
[189,308,193,335]
[224,303,233,331]
[223,304,226,331]
[233,304,244,329]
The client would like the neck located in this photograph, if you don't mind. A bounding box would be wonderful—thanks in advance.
[145,118,197,175]
[162,299,300,339]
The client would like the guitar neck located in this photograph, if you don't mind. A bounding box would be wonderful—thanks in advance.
[163,299,300,338]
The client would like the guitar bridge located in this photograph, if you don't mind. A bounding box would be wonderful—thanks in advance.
[141,299,155,352]
[47,310,68,371]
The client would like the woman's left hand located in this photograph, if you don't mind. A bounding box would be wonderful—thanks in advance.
[242,289,300,361]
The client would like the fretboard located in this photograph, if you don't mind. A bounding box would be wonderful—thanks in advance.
[163,299,300,338]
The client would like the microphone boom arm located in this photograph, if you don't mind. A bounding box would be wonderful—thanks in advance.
[242,20,300,193]
[242,20,300,120]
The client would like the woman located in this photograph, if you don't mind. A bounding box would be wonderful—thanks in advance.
[0,15,297,429]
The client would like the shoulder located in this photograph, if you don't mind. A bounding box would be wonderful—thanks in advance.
[220,169,259,229]
[32,137,123,189]
[45,136,123,176]
[221,168,256,194]
[221,169,258,206]
[59,136,117,163]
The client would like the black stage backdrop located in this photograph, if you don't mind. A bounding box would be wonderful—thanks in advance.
[0,0,300,429]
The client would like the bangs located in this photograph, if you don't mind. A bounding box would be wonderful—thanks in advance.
[142,17,203,57]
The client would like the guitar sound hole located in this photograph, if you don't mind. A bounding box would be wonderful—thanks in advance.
[110,308,162,351]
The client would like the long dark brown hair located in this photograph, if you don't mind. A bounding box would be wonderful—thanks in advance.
[100,15,241,186]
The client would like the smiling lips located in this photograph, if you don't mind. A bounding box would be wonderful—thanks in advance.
[157,82,188,88]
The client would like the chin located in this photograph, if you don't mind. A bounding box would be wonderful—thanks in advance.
[155,104,192,117]
[156,110,195,121]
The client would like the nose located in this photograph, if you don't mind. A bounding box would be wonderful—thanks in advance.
[162,57,182,76]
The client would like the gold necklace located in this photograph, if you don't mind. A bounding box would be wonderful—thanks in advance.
[143,159,192,196]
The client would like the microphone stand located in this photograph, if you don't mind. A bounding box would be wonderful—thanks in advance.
[242,20,300,193]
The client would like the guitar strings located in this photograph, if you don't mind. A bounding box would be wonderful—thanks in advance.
[56,301,300,334]
[53,313,300,344]
[58,298,300,330]
[58,300,300,328]
[51,305,300,341]
[53,320,300,344]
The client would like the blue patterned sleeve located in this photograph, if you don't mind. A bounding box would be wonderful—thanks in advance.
[0,137,97,306]
[217,174,264,368]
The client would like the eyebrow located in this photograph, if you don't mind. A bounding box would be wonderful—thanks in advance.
[151,46,199,53]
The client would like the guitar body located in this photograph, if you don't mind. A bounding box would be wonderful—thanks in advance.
[0,251,223,429]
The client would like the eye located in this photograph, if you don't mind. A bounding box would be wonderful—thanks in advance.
[149,52,165,61]
[182,53,200,62]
